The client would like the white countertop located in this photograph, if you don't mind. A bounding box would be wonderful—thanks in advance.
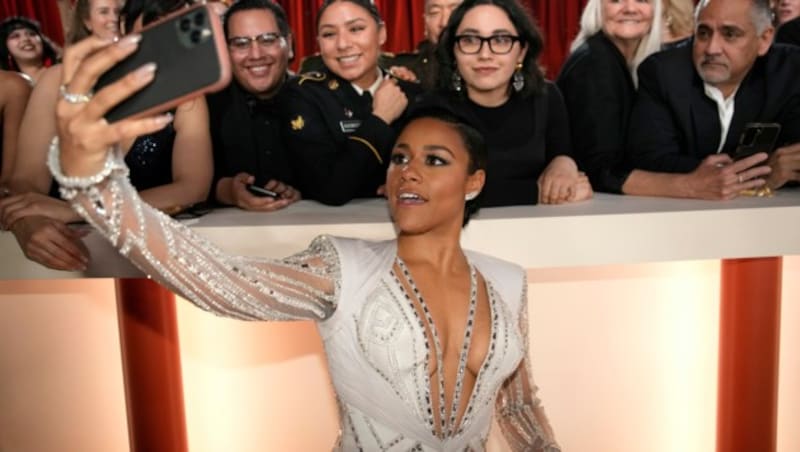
[1,190,798,279]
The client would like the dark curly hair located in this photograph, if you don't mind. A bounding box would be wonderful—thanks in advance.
[435,0,545,98]
[0,16,60,72]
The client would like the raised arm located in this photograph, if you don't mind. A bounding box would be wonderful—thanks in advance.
[495,281,560,452]
[51,35,340,321]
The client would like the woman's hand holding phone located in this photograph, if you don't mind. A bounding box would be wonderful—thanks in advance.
[56,34,174,180]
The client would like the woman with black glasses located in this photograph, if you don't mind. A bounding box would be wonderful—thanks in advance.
[434,0,592,206]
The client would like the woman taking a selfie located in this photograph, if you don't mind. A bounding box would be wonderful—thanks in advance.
[1,0,212,272]
[434,0,591,206]
[283,0,420,206]
[47,14,561,448]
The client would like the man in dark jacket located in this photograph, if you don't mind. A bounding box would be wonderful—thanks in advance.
[623,0,800,199]
[207,0,300,211]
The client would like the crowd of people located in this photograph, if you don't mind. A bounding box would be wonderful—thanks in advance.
[1,0,800,449]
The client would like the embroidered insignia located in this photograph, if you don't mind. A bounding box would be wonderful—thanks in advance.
[298,71,326,85]
[291,115,305,131]
[328,79,339,90]
[344,108,353,118]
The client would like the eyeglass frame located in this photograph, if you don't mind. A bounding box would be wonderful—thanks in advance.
[453,34,522,55]
[226,32,287,52]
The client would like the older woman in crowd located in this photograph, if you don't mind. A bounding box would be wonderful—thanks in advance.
[556,0,662,194]
[433,0,591,206]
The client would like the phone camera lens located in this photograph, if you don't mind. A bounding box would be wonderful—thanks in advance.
[190,29,202,44]
[179,18,191,32]
[193,12,205,27]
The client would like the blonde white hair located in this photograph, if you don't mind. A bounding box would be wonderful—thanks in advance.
[570,0,663,86]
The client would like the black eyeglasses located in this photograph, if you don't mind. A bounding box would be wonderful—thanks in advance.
[454,34,521,55]
[227,32,285,53]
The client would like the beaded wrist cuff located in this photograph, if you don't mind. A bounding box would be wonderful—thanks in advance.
[47,136,128,200]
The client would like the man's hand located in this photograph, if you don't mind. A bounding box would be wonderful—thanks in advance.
[221,173,300,211]
[765,143,800,189]
[10,216,90,271]
[682,153,771,200]
[388,66,419,83]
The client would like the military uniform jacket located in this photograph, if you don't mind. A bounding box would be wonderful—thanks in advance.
[283,69,421,206]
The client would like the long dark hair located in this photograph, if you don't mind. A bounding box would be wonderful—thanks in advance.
[0,16,60,71]
[435,0,545,98]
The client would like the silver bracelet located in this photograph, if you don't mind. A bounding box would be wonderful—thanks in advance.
[47,136,128,199]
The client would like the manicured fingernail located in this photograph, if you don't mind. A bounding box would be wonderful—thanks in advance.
[135,63,157,81]
[154,112,174,126]
[118,34,141,48]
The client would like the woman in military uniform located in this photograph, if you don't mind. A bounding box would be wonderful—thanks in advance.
[283,0,420,206]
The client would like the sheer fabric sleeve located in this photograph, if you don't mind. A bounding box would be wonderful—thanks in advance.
[51,146,340,322]
[494,279,560,452]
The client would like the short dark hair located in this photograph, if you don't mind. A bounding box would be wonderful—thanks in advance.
[436,0,545,98]
[224,0,291,38]
[400,105,488,226]
[316,0,383,30]
[0,16,60,71]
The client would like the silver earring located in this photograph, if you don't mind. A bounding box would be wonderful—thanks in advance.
[451,71,463,92]
[512,63,524,92]
[465,191,479,201]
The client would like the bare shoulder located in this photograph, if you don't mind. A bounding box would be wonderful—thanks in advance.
[0,70,33,101]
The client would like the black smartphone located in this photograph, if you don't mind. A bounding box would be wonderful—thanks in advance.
[95,4,231,122]
[246,184,279,199]
[733,123,781,160]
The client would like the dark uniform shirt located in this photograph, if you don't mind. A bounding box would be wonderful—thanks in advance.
[206,78,295,204]
[392,40,438,90]
[283,68,421,205]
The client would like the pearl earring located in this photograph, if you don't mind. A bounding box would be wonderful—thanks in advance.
[465,191,479,201]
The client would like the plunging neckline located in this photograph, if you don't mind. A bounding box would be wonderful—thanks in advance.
[393,256,496,439]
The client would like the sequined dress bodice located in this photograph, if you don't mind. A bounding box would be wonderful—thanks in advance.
[54,150,560,452]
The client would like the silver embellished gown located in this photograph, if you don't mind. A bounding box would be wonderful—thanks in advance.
[53,149,560,452]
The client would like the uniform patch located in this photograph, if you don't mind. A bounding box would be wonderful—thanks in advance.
[291,115,305,131]
[339,119,362,133]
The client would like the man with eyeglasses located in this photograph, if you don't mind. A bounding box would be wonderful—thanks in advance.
[206,0,301,211]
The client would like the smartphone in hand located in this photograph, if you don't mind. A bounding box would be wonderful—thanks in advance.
[95,4,231,122]
[733,123,781,161]
[246,184,279,199]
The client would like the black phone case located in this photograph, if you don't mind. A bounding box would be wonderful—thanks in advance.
[733,123,781,160]
[95,5,230,122]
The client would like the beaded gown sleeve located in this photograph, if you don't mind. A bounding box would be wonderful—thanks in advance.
[495,280,560,452]
[49,144,340,322]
